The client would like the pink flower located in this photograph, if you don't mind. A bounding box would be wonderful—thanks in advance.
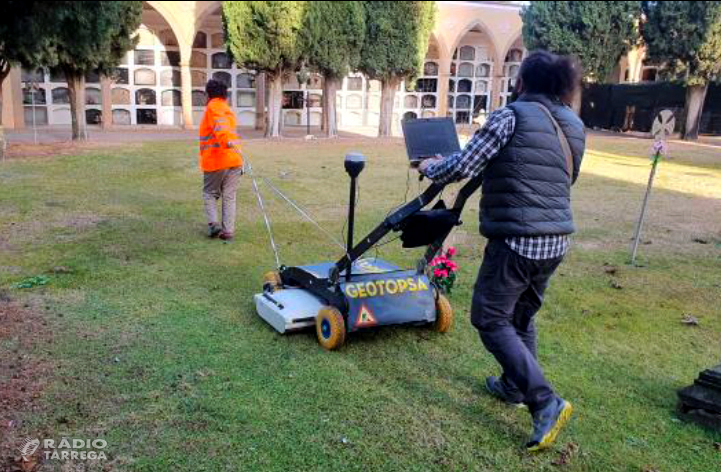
[652,140,667,156]
[447,247,457,257]
[438,269,449,278]
[434,268,443,277]
[447,261,458,272]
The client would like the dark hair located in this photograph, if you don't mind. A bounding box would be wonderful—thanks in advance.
[518,51,580,105]
[205,79,228,100]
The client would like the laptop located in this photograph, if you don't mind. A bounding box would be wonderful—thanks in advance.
[401,117,461,166]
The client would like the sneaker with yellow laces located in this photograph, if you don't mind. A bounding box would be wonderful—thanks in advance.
[526,396,573,452]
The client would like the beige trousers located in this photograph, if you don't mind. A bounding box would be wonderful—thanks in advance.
[203,166,242,235]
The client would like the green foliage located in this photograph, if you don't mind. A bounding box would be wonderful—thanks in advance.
[223,1,307,75]
[522,1,641,82]
[300,2,365,79]
[12,275,50,289]
[0,2,54,79]
[28,1,142,75]
[642,1,721,86]
[359,1,436,81]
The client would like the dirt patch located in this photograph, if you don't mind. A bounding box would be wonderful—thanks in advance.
[55,215,104,231]
[0,213,105,253]
[0,266,23,276]
[3,141,138,160]
[0,292,54,471]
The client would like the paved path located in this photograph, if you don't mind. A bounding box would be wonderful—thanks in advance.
[589,129,721,148]
[5,125,721,148]
[4,125,379,144]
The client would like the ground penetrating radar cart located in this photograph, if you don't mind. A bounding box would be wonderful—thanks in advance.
[253,119,479,350]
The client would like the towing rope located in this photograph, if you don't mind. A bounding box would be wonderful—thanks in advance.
[246,162,281,269]
[245,159,351,269]
[260,176,346,251]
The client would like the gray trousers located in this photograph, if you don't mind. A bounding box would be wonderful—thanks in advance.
[203,166,242,234]
[470,238,564,412]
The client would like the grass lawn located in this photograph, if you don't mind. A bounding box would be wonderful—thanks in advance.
[1,133,720,471]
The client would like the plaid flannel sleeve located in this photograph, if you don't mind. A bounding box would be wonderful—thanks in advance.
[422,108,516,185]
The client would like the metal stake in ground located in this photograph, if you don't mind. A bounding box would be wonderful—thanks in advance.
[629,110,675,265]
[31,81,39,146]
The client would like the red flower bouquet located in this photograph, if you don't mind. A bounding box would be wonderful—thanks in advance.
[430,246,459,294]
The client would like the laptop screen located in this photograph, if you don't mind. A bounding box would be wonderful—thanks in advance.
[402,117,461,162]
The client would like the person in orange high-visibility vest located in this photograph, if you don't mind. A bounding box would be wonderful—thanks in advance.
[199,79,244,241]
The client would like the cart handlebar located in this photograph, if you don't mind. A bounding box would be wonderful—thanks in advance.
[334,173,483,280]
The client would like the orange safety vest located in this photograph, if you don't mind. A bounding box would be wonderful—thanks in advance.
[199,98,243,172]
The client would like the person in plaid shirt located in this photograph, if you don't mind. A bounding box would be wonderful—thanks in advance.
[420,51,585,451]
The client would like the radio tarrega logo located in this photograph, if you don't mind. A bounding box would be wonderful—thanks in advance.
[17,437,108,462]
[18,438,40,461]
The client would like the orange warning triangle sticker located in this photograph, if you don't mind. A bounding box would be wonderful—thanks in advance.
[356,303,377,327]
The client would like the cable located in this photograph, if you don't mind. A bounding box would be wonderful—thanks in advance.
[371,233,402,250]
[246,162,281,269]
[261,176,346,251]
[382,168,413,221]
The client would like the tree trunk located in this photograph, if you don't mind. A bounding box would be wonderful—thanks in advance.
[322,77,340,138]
[0,60,10,127]
[378,77,400,137]
[682,83,708,141]
[0,61,10,161]
[0,61,9,161]
[100,75,113,130]
[255,72,266,131]
[65,70,88,141]
[570,86,582,117]
[266,71,283,138]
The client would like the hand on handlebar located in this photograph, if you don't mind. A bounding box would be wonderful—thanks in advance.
[418,154,444,176]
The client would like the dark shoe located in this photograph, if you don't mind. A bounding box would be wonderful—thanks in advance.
[526,396,573,452]
[208,223,222,238]
[219,232,234,242]
[485,376,524,407]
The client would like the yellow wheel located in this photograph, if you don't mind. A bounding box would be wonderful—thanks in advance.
[262,271,283,292]
[434,294,453,333]
[316,306,346,350]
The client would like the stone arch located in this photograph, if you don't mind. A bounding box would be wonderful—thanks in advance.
[448,19,501,66]
[499,30,526,67]
[144,2,186,54]
[146,1,222,63]
[498,32,525,107]
[428,32,451,66]
[194,3,223,35]
[192,5,225,60]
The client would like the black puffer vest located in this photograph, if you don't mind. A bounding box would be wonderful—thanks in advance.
[479,93,585,238]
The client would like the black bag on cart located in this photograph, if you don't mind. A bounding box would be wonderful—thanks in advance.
[399,200,461,248]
